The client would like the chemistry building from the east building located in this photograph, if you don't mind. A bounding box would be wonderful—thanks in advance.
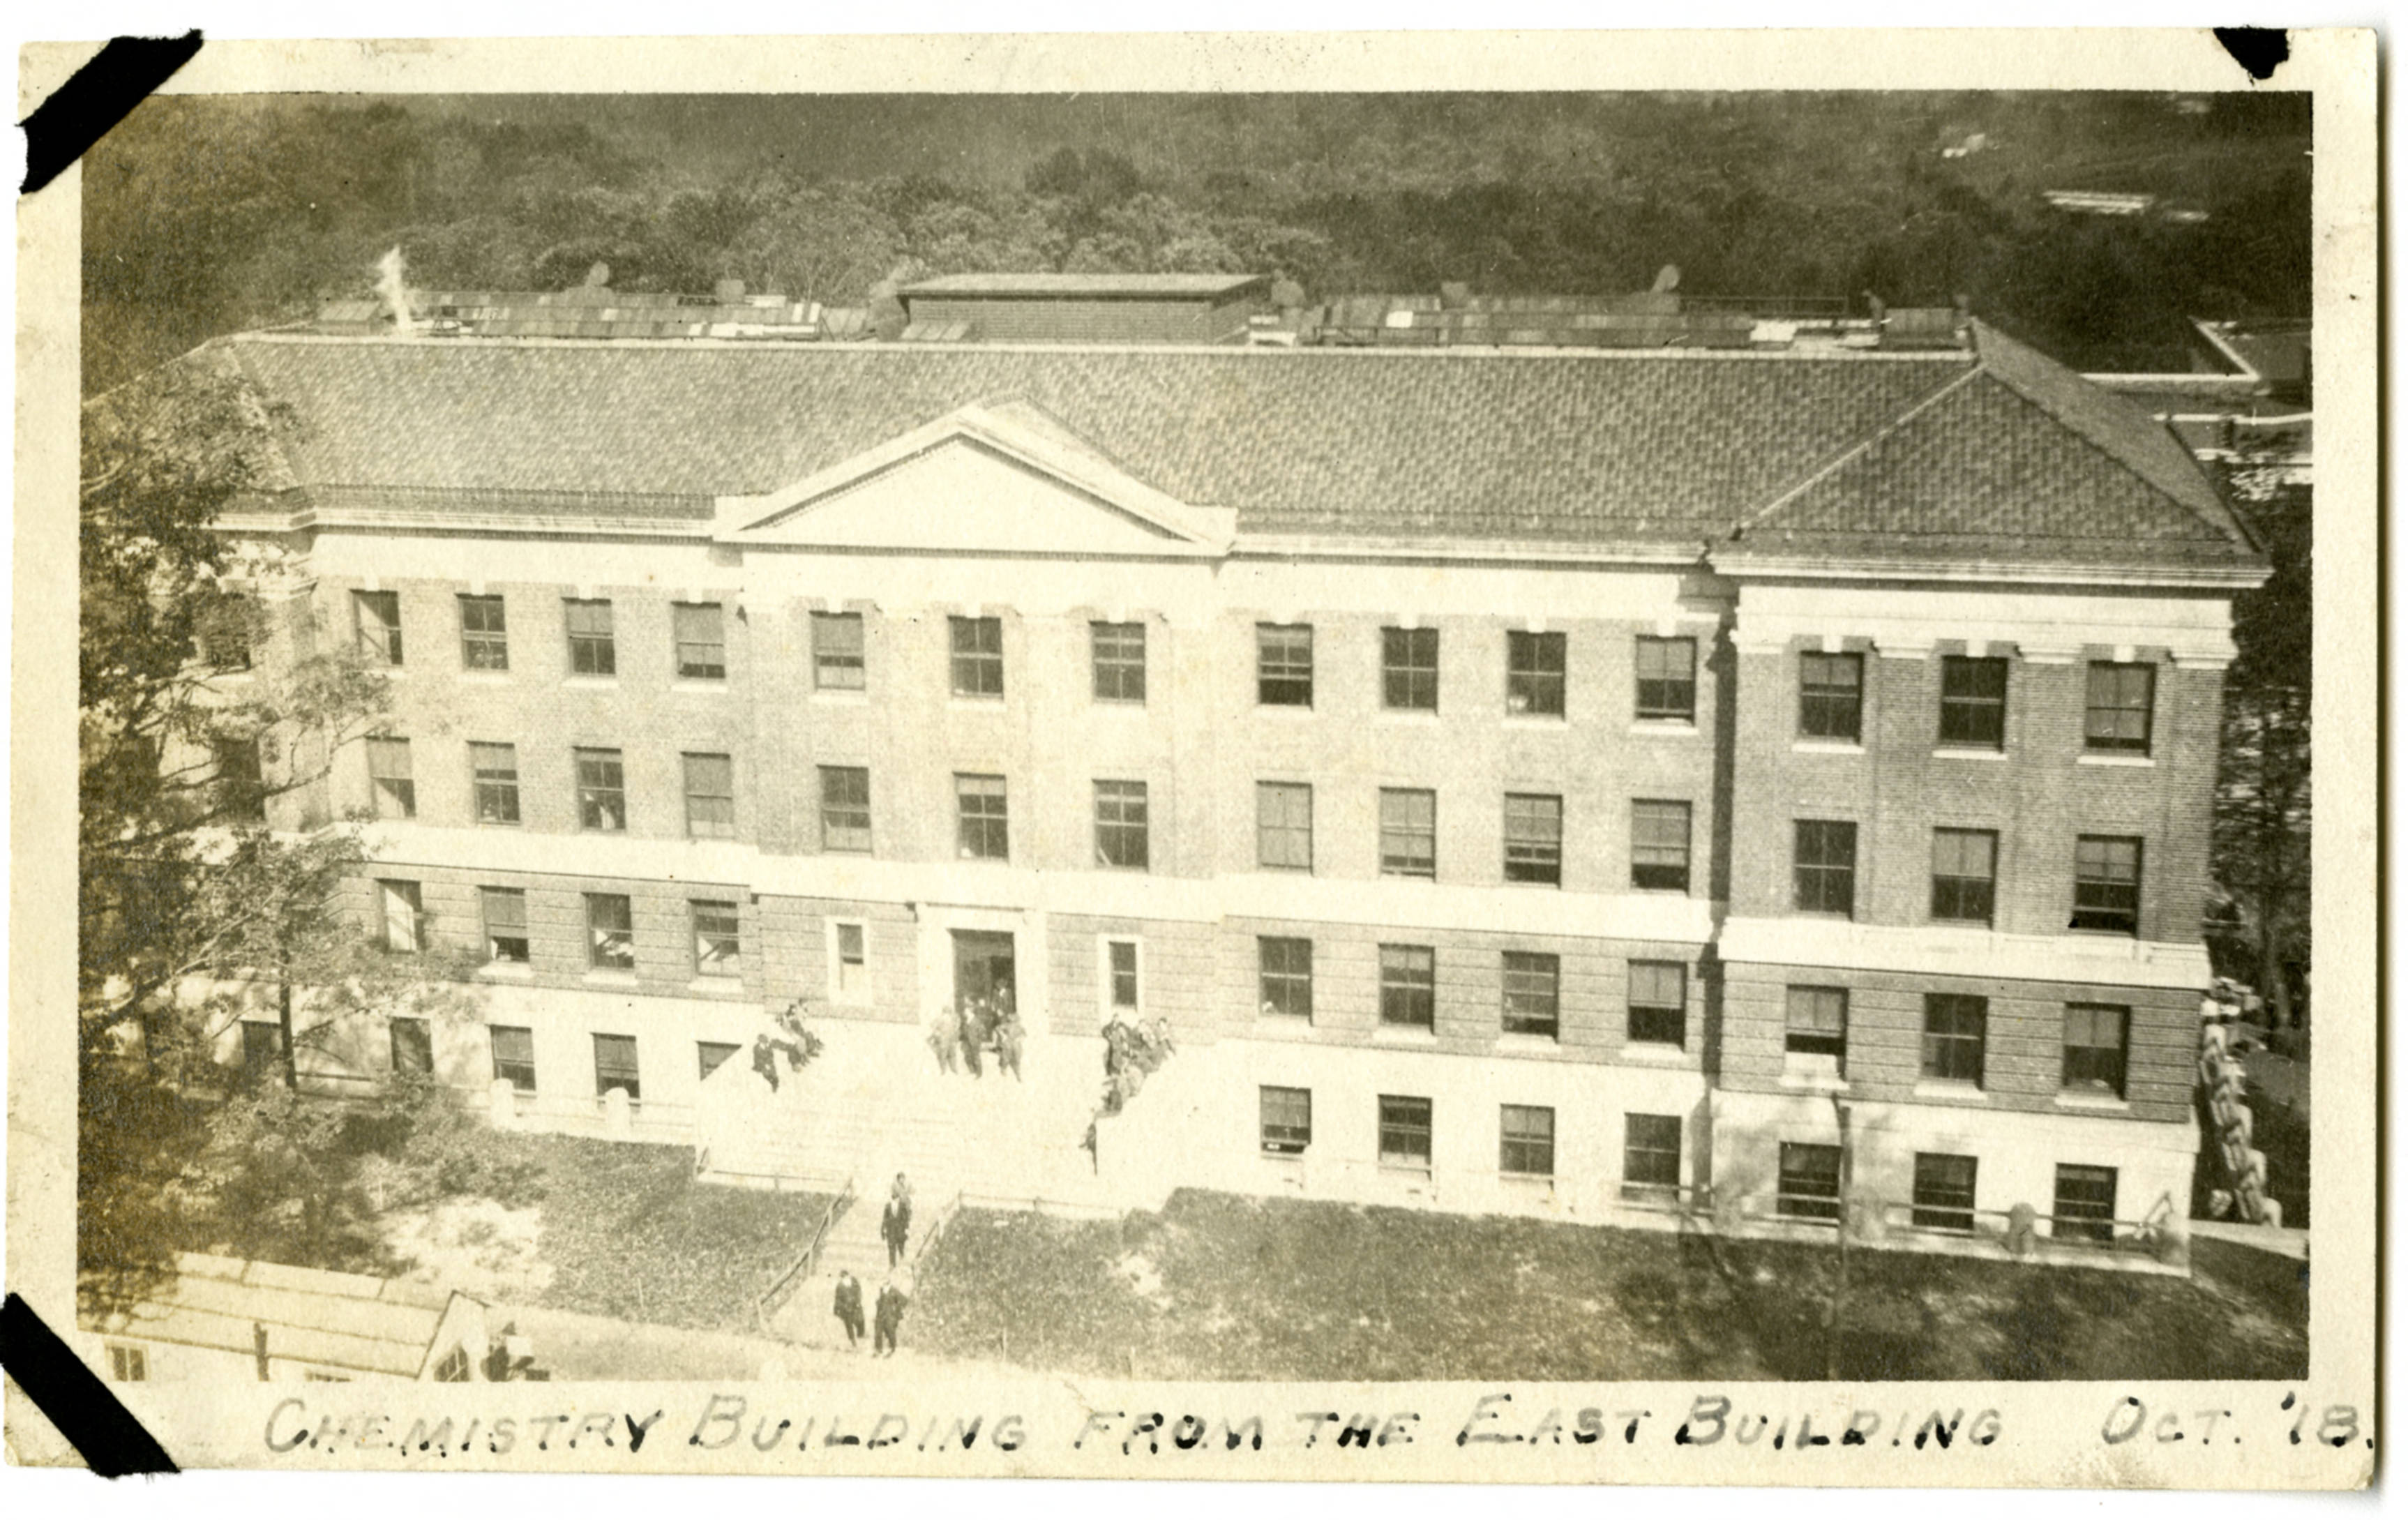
[188,274,2267,1270]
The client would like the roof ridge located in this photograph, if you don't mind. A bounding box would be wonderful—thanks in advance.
[1732,362,1987,538]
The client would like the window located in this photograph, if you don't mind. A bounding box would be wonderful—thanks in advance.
[214,736,265,820]
[2085,662,2155,753]
[379,879,424,954]
[1500,1104,1555,1178]
[1260,1085,1311,1156]
[1912,1153,1978,1233]
[955,774,1009,860]
[389,1016,432,1076]
[1506,630,1565,716]
[1091,622,1146,702]
[469,742,520,825]
[2063,1004,2130,1098]
[673,603,726,680]
[698,1041,740,1081]
[1258,937,1313,1020]
[1776,1142,1843,1221]
[1793,820,1858,916]
[1798,652,1863,741]
[834,922,868,998]
[1634,635,1696,722]
[564,599,615,675]
[1106,940,1141,1012]
[1938,655,2008,748]
[691,900,740,977]
[1630,799,1692,891]
[353,589,402,665]
[585,893,635,971]
[366,737,415,820]
[1255,781,1313,871]
[819,766,871,853]
[490,1025,536,1092]
[1256,623,1313,707]
[1621,1114,1684,1201]
[1626,961,1687,1047]
[1378,944,1436,1029]
[1784,986,1848,1081]
[1929,828,1999,924]
[949,615,1002,697]
[480,887,529,964]
[432,1346,474,1383]
[683,753,737,838]
[1503,793,1563,885]
[592,1034,640,1102]
[1377,1094,1433,1170]
[813,612,864,690]
[458,594,509,670]
[239,1021,284,1085]
[575,748,626,832]
[1501,951,1560,1039]
[1382,626,1439,711]
[107,1344,148,1383]
[2054,1164,2119,1244]
[1094,781,1150,870]
[1378,788,1437,879]
[2072,836,2144,935]
[1921,993,1988,1085]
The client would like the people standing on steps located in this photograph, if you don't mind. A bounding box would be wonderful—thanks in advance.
[751,1033,781,1093]
[882,1173,914,1267]
[996,1012,1025,1081]
[831,1269,864,1349]
[873,1276,909,1357]
[927,1004,960,1075]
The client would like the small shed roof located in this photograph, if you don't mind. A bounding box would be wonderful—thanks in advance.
[85,1252,479,1380]
[899,273,1270,301]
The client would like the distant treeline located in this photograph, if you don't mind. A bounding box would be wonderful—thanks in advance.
[83,91,2310,393]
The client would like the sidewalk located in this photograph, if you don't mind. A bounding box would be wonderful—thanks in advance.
[502,1298,1012,1381]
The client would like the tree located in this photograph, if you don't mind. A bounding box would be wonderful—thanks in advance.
[2209,444,2312,1030]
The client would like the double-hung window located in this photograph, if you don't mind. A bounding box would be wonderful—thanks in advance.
[379,879,424,954]
[1091,622,1146,703]
[458,595,509,670]
[1377,1095,1433,1171]
[2054,1164,2119,1244]
[1793,820,1857,916]
[1938,655,2008,748]
[949,615,1003,698]
[575,748,626,832]
[1798,651,1863,741]
[818,766,872,853]
[955,774,1009,861]
[585,893,635,972]
[592,1033,640,1104]
[1506,630,1565,716]
[1777,1142,1843,1221]
[1911,1153,1978,1233]
[1378,788,1436,879]
[366,737,416,819]
[1256,624,1313,707]
[1094,781,1150,870]
[354,590,403,665]
[2084,661,2155,754]
[1784,986,1848,1081]
[683,753,736,838]
[1621,1114,1683,1201]
[1256,782,1313,871]
[691,900,740,977]
[390,1016,434,1076]
[1260,1086,1311,1156]
[1630,799,1691,891]
[1258,936,1313,1020]
[813,612,865,689]
[674,603,726,680]
[1382,626,1439,712]
[2072,836,2143,935]
[1499,1104,1555,1178]
[480,887,529,964]
[1921,993,1988,1086]
[1930,828,1998,924]
[564,599,615,675]
[1500,951,1560,1039]
[1503,793,1563,885]
[2063,1004,2130,1098]
[1634,635,1695,722]
[1378,944,1436,1029]
[1106,940,1141,1014]
[490,1025,536,1092]
[469,742,520,825]
[1626,961,1686,1047]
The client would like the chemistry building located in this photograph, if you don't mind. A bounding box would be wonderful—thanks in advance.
[206,276,2265,1266]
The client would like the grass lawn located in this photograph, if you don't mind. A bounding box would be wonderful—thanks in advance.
[912,1189,2306,1382]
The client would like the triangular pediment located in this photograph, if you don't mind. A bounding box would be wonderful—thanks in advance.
[716,402,1234,557]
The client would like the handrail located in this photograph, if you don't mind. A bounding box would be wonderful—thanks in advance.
[1874,1199,2163,1252]
[757,1174,855,1327]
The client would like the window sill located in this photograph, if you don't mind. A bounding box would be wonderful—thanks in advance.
[1779,1072,1850,1094]
[1253,1012,1314,1032]
[1500,1173,1557,1191]
[1259,1149,1307,1165]
[1377,1163,1433,1180]
[1371,1025,1438,1046]
[1911,1081,1990,1104]
[1254,703,1317,717]
[582,970,640,988]
[2055,1092,2133,1113]
[1791,739,1865,755]
[1498,1031,1560,1050]
[1931,746,2008,761]
[1627,721,1701,738]
[1620,1041,1692,1065]
[1501,713,1569,728]
[2077,753,2155,768]
[1092,698,1149,712]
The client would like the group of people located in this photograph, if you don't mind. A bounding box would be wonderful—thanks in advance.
[1097,1011,1175,1116]
[751,1000,825,1093]
[927,995,1024,1080]
[831,1174,919,1356]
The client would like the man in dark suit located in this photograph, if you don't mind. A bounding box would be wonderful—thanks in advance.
[832,1270,864,1349]
[873,1278,908,1357]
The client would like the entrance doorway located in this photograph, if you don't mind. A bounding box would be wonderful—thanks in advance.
[951,929,1018,1021]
